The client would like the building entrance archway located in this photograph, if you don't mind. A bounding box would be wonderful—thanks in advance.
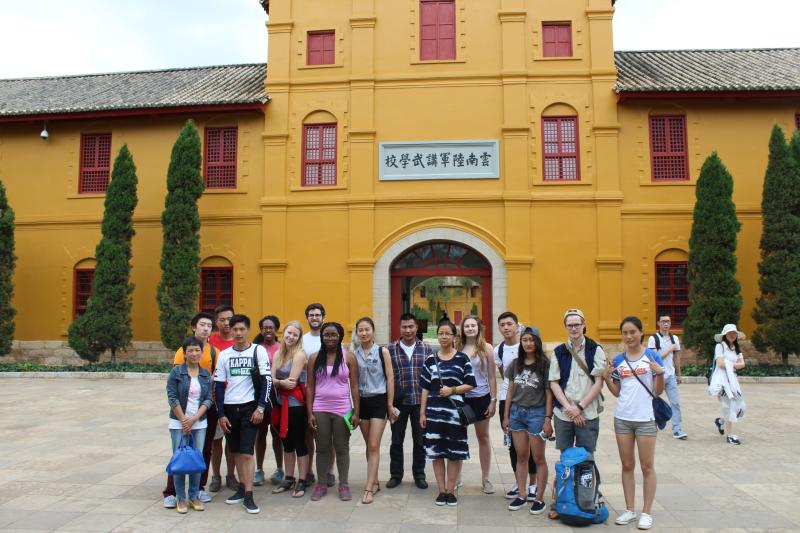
[372,227,506,344]
[391,242,492,341]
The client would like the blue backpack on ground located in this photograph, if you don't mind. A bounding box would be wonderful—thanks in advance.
[553,447,609,526]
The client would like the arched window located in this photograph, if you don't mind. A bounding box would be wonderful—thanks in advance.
[655,249,688,328]
[302,111,337,187]
[73,258,96,318]
[200,257,233,314]
[542,104,579,181]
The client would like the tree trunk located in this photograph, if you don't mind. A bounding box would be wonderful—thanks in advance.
[782,351,789,366]
[111,348,117,365]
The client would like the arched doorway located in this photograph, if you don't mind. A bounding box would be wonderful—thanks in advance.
[391,241,492,342]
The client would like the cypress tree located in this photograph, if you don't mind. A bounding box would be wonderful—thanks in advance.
[68,145,138,362]
[157,121,204,350]
[0,180,16,356]
[752,125,800,364]
[682,152,742,360]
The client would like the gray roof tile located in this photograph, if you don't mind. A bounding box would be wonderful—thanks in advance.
[0,63,268,117]
[615,48,800,93]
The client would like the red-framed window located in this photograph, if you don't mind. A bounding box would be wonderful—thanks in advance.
[655,261,688,328]
[302,123,337,186]
[542,116,580,181]
[308,31,335,65]
[73,268,94,318]
[79,133,112,193]
[204,127,237,189]
[649,116,689,182]
[542,23,572,57]
[420,0,455,61]
[200,267,233,314]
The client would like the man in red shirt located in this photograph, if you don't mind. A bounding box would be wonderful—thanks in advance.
[208,305,237,491]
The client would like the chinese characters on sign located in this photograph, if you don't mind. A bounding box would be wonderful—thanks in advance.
[379,141,499,181]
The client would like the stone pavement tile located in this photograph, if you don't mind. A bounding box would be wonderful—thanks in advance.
[48,497,106,513]
[57,471,117,484]
[117,484,165,499]
[1,494,65,511]
[399,526,456,533]
[100,464,164,486]
[402,504,458,526]
[0,529,53,532]
[110,513,182,533]
[0,509,28,528]
[0,481,86,497]
[7,510,82,530]
[652,484,713,511]
[56,512,132,532]
[735,483,800,527]
[91,497,157,514]
[71,484,134,500]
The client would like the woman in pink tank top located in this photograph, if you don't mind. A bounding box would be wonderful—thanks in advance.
[306,322,360,502]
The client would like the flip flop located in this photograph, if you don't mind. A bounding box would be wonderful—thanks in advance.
[361,489,375,504]
[272,477,296,494]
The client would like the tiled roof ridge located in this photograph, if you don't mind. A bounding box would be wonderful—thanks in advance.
[616,46,800,54]
[0,62,267,83]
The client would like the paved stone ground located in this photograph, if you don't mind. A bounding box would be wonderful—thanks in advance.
[1,378,798,532]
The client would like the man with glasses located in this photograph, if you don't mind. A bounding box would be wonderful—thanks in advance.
[549,309,606,454]
[647,315,687,439]
[301,303,336,487]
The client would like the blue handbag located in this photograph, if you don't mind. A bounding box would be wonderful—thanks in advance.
[166,434,206,475]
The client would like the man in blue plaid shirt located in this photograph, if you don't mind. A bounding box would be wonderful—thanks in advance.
[386,313,433,489]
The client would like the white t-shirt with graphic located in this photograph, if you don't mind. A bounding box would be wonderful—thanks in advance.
[611,349,665,422]
[214,344,271,405]
[493,341,520,401]
[646,333,680,378]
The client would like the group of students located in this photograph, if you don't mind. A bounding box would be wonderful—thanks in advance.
[164,303,747,530]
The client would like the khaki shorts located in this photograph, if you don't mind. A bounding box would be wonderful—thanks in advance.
[614,417,657,437]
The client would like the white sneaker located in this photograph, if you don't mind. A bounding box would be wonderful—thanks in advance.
[637,512,653,529]
[615,509,637,525]
[198,490,212,503]
[527,484,537,502]
[163,495,177,508]
[481,479,495,494]
[455,477,463,489]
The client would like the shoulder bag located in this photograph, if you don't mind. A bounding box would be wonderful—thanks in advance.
[623,352,672,430]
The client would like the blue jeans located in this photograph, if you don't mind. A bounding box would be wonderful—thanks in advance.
[169,428,207,501]
[664,375,683,433]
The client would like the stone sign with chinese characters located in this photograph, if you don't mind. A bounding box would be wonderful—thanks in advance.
[378,140,499,181]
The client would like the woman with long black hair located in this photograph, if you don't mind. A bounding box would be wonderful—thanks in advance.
[604,316,665,530]
[306,322,360,501]
[353,317,397,504]
[501,328,551,514]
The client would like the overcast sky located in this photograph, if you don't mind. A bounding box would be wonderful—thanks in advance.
[0,0,798,79]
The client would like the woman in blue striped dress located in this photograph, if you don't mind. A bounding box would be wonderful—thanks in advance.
[420,320,476,507]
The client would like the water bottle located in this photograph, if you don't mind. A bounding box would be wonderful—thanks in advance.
[503,429,512,448]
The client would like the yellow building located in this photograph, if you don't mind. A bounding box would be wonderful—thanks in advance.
[1,0,799,360]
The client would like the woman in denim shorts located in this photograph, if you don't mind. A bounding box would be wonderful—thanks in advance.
[501,328,552,515]
[604,316,665,531]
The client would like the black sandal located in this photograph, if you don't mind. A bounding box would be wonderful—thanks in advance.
[272,476,296,494]
[292,478,308,498]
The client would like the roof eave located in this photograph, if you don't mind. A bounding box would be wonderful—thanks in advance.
[617,89,800,102]
[0,101,267,124]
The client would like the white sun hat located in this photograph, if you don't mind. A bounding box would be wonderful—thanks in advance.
[714,324,745,343]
